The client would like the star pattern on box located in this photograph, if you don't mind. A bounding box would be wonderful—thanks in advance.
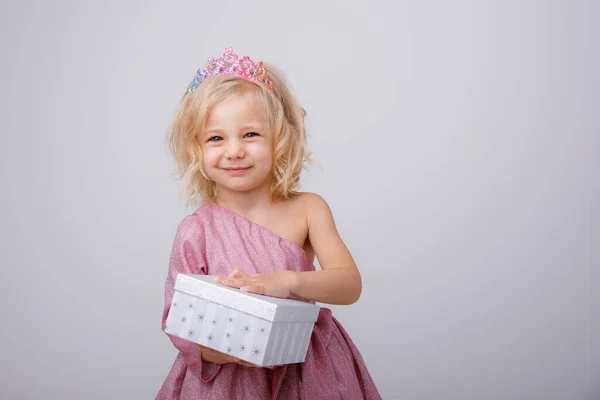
[168,274,320,367]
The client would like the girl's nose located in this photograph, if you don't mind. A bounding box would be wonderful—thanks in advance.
[225,139,245,159]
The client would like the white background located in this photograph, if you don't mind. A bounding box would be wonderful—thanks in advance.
[0,1,598,399]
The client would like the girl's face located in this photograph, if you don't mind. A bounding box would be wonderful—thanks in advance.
[200,92,273,195]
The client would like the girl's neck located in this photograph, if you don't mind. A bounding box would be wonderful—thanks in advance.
[214,185,274,219]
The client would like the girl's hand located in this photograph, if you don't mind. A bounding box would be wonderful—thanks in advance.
[197,344,274,369]
[197,344,239,364]
[214,269,297,298]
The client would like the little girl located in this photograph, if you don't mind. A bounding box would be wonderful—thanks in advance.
[157,47,381,400]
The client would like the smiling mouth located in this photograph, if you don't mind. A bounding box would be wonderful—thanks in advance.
[223,167,252,174]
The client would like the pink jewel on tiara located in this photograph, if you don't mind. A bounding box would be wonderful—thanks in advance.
[186,47,273,95]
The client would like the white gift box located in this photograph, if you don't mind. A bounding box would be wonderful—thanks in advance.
[164,274,320,367]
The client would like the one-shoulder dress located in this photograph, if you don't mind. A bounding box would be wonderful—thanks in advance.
[156,203,381,400]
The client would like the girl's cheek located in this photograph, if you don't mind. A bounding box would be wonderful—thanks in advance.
[250,143,272,159]
[203,148,219,163]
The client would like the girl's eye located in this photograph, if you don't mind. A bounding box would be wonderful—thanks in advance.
[245,132,259,138]
[208,136,222,142]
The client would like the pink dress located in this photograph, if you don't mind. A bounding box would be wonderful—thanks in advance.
[156,203,381,400]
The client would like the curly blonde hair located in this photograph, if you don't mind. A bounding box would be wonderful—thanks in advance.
[167,63,310,207]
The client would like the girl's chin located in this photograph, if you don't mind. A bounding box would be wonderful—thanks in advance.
[215,181,265,192]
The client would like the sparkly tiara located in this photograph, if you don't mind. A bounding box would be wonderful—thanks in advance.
[186,47,273,95]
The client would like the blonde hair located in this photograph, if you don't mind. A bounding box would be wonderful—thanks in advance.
[167,63,310,207]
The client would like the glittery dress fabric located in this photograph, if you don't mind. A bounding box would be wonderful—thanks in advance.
[156,203,381,400]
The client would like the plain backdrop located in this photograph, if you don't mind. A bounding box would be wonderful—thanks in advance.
[0,1,598,399]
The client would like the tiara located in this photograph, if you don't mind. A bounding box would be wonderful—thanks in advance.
[186,47,273,95]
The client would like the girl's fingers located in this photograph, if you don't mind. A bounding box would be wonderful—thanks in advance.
[233,277,251,287]
[228,269,248,278]
[227,269,239,278]
[236,360,274,369]
[214,270,248,286]
[240,284,266,295]
[214,277,241,287]
[237,360,254,367]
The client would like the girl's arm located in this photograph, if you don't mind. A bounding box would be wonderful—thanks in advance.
[215,193,363,305]
[162,215,228,381]
[289,193,362,305]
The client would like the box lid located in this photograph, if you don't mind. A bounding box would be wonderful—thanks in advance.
[175,274,320,323]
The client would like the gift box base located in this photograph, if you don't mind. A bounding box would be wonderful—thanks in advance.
[164,290,314,366]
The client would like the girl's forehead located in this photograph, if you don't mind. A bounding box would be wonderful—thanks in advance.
[207,91,268,124]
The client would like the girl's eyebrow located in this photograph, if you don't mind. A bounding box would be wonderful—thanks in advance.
[239,122,262,130]
[205,123,263,135]
[204,128,224,135]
